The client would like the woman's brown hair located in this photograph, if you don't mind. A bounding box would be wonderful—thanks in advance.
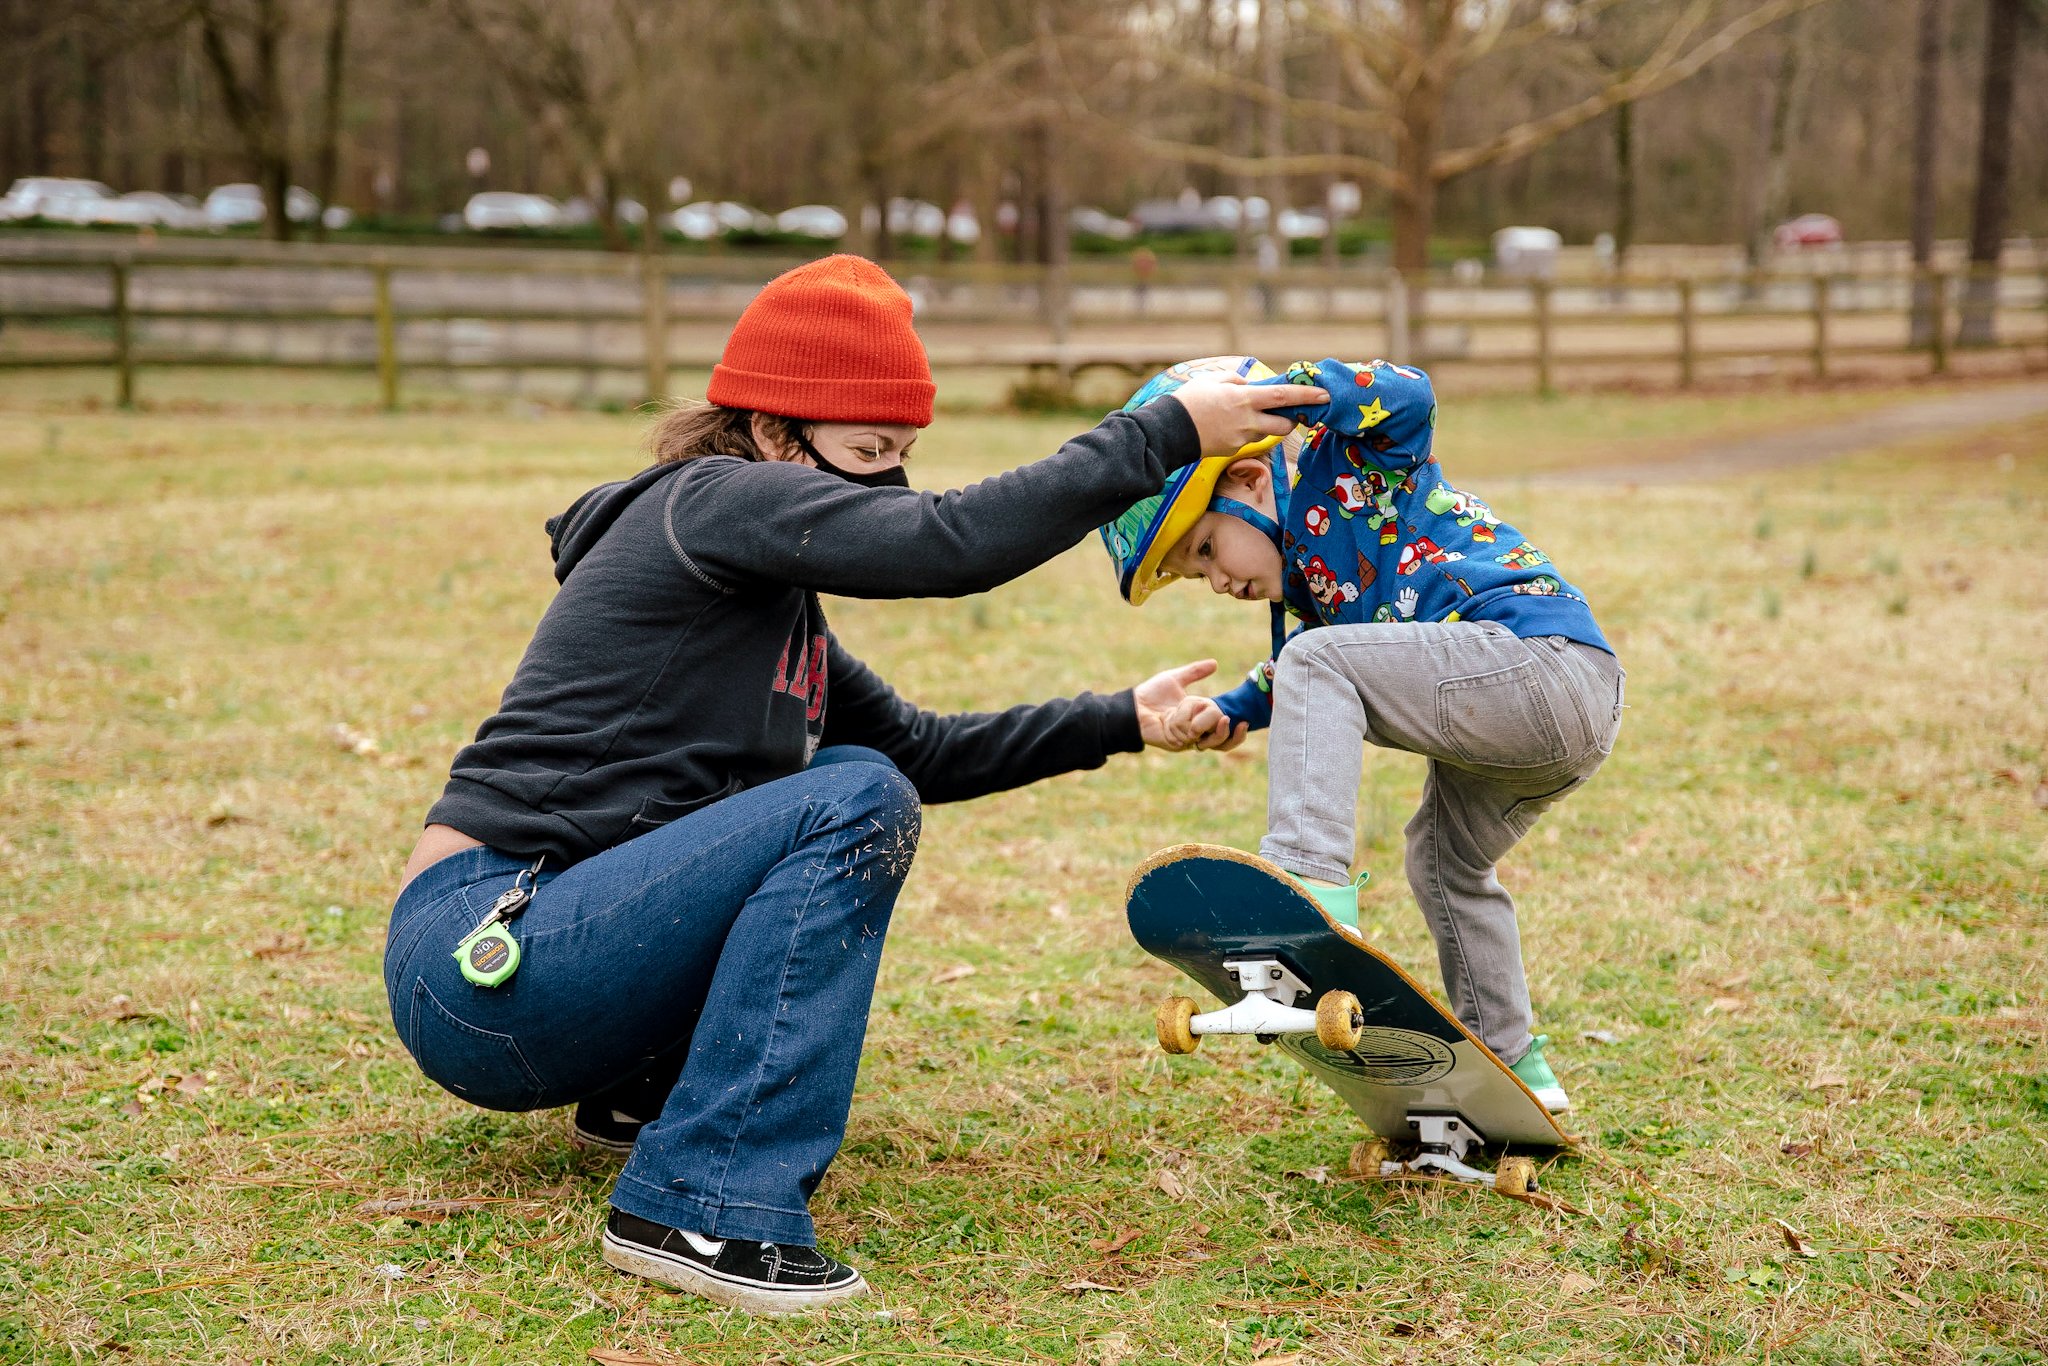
[647,400,807,466]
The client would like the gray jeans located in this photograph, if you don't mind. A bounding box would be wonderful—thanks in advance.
[1259,622,1624,1063]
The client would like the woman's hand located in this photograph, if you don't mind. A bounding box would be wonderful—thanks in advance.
[1134,660,1250,752]
[1170,376,1329,459]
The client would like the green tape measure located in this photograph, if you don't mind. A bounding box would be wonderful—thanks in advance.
[455,922,521,986]
[453,856,544,988]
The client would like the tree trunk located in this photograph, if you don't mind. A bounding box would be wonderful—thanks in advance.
[589,168,626,253]
[1391,81,1441,342]
[1613,100,1635,273]
[1909,0,1945,344]
[196,0,296,242]
[1959,0,2020,345]
[312,0,352,243]
[1747,15,1809,273]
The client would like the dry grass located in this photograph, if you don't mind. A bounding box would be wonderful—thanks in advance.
[1,379,2044,1364]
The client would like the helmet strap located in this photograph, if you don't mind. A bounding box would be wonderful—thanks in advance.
[1211,448,1292,550]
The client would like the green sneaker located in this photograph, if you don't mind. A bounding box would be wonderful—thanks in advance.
[1298,871,1369,931]
[1509,1034,1571,1113]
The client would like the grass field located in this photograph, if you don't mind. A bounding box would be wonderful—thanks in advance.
[2,377,2045,1364]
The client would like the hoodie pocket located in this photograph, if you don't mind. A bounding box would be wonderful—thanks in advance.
[627,776,745,835]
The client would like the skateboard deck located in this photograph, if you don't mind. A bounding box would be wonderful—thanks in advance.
[1127,844,1569,1151]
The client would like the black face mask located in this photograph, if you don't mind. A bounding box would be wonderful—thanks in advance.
[794,431,910,489]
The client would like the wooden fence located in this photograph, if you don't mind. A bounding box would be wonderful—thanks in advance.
[0,241,2041,408]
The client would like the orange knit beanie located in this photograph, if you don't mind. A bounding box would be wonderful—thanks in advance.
[707,254,935,426]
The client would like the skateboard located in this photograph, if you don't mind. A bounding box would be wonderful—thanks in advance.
[1126,843,1571,1191]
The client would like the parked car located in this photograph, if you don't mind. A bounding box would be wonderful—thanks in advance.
[1205,195,1270,230]
[776,204,848,239]
[565,196,647,228]
[672,200,775,239]
[204,183,320,227]
[1,177,118,223]
[1276,207,1328,241]
[462,191,563,232]
[1773,213,1843,251]
[100,191,209,230]
[1130,196,1217,234]
[1070,205,1135,241]
[1491,225,1562,279]
[944,203,980,245]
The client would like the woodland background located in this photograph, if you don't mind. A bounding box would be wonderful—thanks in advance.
[2,0,2042,272]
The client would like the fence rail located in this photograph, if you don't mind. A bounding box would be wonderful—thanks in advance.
[1,244,2042,407]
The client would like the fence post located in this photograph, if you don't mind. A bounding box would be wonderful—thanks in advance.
[110,258,133,409]
[641,255,669,405]
[1532,280,1553,396]
[1928,271,1949,374]
[373,254,398,412]
[1811,275,1830,380]
[1676,279,1696,389]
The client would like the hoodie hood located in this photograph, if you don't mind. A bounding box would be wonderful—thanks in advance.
[545,462,690,584]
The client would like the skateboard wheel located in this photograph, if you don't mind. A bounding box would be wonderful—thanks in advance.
[1348,1138,1391,1177]
[1315,990,1364,1051]
[1156,996,1200,1054]
[1495,1155,1537,1195]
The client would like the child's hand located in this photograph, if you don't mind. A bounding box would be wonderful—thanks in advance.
[1171,375,1328,458]
[1133,658,1244,752]
[1167,696,1249,752]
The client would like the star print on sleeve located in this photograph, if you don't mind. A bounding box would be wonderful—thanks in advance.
[1357,398,1391,429]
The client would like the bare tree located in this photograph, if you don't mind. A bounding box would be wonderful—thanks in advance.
[1745,9,1814,272]
[311,0,350,241]
[192,0,298,240]
[1958,0,2024,344]
[439,0,698,250]
[1908,0,1945,344]
[1098,0,1836,285]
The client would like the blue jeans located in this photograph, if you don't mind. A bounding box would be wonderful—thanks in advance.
[382,748,920,1244]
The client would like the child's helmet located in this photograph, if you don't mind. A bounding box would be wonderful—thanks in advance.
[1098,356,1306,605]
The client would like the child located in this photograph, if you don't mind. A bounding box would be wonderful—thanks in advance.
[1099,357,1624,1110]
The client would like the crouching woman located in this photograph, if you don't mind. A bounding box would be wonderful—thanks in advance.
[383,256,1323,1313]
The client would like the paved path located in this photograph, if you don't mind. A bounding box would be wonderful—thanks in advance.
[1534,381,2048,486]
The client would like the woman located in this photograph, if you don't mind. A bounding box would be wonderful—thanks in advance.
[385,255,1324,1313]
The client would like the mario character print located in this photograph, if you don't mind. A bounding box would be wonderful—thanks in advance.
[1396,536,1463,576]
[1303,555,1360,611]
[1495,541,1551,570]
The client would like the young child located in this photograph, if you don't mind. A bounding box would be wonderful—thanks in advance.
[1099,357,1624,1110]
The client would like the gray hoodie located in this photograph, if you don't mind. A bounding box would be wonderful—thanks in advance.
[424,399,1200,863]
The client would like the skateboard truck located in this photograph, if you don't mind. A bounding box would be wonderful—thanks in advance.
[1155,958,1364,1054]
[1350,1112,1540,1193]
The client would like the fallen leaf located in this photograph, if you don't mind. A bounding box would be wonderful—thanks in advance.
[1284,1165,1330,1184]
[929,964,976,986]
[1993,768,2026,785]
[2034,783,2048,812]
[1581,1029,1622,1045]
[1062,1278,1124,1294]
[1781,1140,1816,1158]
[1247,1337,1282,1358]
[1047,901,1069,920]
[174,1075,208,1098]
[1257,1355,1304,1366]
[1809,1067,1850,1089]
[1772,1218,1820,1259]
[590,1351,676,1366]
[1154,1168,1186,1200]
[1708,996,1746,1014]
[1087,1227,1143,1254]
[1557,1271,1598,1296]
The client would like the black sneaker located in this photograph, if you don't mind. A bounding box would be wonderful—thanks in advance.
[601,1210,867,1313]
[569,1102,646,1155]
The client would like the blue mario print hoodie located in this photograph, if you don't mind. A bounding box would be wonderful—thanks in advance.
[1211,357,1613,730]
